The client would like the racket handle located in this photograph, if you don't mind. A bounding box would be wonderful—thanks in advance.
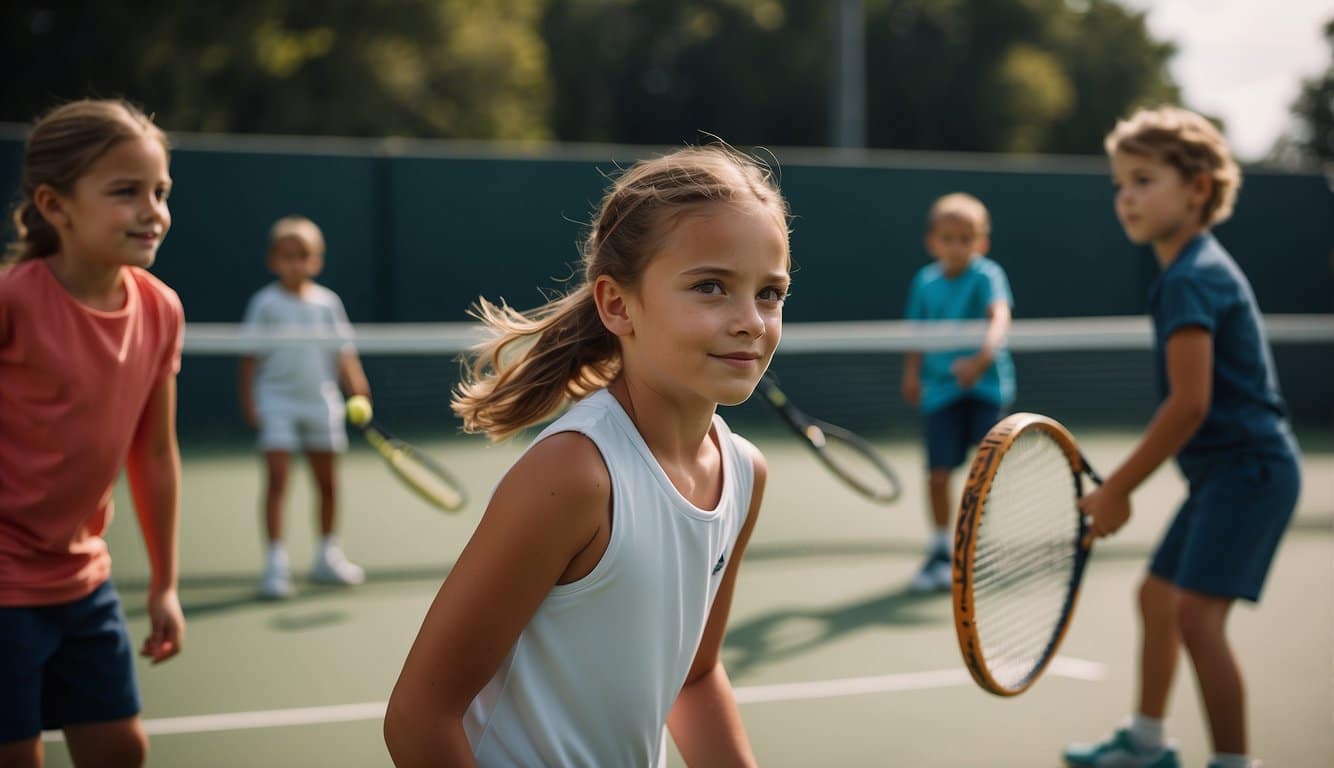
[1080,515,1096,550]
[1078,455,1102,549]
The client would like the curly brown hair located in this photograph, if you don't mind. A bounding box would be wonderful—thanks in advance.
[1104,106,1241,227]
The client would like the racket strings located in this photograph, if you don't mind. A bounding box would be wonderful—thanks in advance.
[820,433,898,499]
[971,430,1080,690]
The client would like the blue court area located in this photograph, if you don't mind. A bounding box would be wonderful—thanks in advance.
[41,431,1333,767]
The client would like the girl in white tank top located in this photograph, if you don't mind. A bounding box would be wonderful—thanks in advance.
[385,145,792,767]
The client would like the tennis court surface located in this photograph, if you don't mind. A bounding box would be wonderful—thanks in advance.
[43,425,1332,767]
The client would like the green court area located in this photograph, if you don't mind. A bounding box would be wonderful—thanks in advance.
[43,430,1333,767]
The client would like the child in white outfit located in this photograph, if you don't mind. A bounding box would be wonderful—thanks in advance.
[239,216,371,599]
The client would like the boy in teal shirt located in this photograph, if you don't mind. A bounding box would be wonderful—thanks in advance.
[901,193,1015,591]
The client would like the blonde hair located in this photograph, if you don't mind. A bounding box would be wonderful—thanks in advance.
[269,215,326,259]
[452,145,790,441]
[926,193,990,237]
[4,99,168,266]
[1104,106,1241,226]
[268,213,325,278]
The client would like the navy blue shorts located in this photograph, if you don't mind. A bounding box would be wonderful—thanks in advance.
[923,397,1002,470]
[1149,440,1301,602]
[0,580,142,742]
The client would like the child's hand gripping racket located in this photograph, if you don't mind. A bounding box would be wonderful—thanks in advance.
[952,412,1102,696]
[345,396,467,512]
[754,372,902,504]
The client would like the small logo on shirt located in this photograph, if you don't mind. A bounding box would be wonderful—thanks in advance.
[711,553,726,576]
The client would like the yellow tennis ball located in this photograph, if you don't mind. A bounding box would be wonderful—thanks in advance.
[345,395,373,427]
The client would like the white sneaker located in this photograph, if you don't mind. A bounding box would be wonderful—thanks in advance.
[259,548,294,599]
[311,542,365,586]
[910,549,952,593]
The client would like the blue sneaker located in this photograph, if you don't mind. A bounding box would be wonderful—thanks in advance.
[1063,728,1180,767]
[910,549,951,592]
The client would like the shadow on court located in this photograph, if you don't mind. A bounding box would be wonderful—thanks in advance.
[724,585,947,676]
[115,563,454,620]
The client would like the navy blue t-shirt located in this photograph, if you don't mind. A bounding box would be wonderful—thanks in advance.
[1147,233,1289,465]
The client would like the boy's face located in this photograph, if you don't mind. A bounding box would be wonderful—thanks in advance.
[1110,150,1208,247]
[925,216,987,277]
[268,236,322,290]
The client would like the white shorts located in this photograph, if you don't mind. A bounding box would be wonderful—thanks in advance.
[256,393,347,453]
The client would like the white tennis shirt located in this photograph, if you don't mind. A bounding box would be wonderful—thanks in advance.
[240,282,353,406]
[464,389,755,767]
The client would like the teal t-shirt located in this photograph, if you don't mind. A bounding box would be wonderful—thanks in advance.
[905,256,1016,413]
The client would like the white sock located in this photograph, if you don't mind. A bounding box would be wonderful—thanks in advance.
[930,528,950,555]
[1128,713,1164,751]
[1210,754,1250,768]
[321,535,340,555]
[266,542,288,569]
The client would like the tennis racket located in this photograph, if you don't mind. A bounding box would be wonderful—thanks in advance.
[754,372,902,504]
[346,398,467,513]
[952,412,1101,696]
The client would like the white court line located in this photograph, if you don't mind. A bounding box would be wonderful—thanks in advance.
[43,657,1104,741]
[734,656,1104,704]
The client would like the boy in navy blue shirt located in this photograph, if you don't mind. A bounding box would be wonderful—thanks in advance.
[1064,107,1301,768]
[901,193,1014,592]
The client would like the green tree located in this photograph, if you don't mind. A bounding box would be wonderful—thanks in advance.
[2,0,1183,153]
[1043,0,1180,154]
[862,0,1178,153]
[0,0,551,139]
[541,0,1180,153]
[541,0,829,147]
[1286,18,1334,162]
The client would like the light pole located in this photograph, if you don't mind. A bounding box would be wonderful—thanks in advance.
[832,0,866,148]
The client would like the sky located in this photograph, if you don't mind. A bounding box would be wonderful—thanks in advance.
[1119,0,1331,161]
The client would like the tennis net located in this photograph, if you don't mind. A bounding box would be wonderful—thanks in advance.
[179,315,1334,440]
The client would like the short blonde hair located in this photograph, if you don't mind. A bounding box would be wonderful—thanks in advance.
[1104,106,1241,227]
[926,193,990,237]
[269,215,325,258]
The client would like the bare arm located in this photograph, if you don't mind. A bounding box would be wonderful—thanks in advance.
[1083,327,1212,538]
[338,349,371,399]
[383,433,608,767]
[979,299,1011,360]
[953,300,1012,389]
[666,443,766,767]
[901,351,922,407]
[238,356,257,428]
[126,375,185,663]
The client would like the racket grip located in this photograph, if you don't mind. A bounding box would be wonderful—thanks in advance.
[1080,514,1096,549]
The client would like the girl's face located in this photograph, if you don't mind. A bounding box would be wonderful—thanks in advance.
[619,202,790,408]
[52,135,172,270]
[1110,150,1207,248]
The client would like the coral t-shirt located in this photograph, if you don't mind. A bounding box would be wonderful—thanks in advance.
[0,259,183,606]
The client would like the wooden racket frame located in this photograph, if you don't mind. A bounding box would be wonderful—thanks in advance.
[952,412,1094,696]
